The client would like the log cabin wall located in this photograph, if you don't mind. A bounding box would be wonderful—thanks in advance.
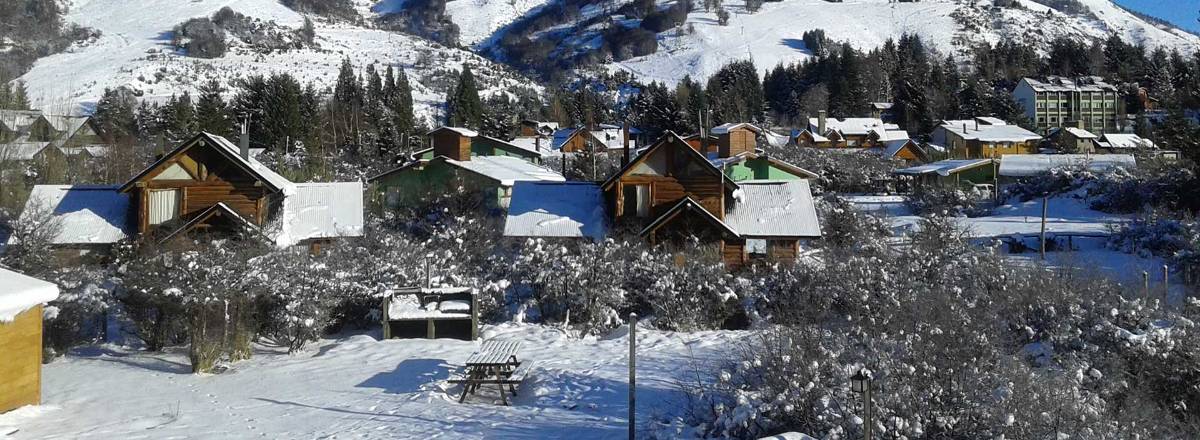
[432,131,471,161]
[132,141,273,234]
[717,127,756,158]
[612,139,725,221]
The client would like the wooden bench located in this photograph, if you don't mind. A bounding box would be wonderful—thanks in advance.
[381,287,479,341]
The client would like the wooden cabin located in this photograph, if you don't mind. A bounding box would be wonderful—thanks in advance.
[0,268,60,413]
[599,133,821,268]
[117,132,292,239]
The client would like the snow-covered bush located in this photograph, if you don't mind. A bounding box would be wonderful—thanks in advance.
[762,147,903,194]
[907,185,992,217]
[1002,166,1092,202]
[816,195,890,251]
[1089,167,1198,214]
[679,215,1200,438]
[1106,211,1199,259]
[40,265,116,359]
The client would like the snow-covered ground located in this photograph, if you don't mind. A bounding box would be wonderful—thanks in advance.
[20,0,535,121]
[0,323,743,439]
[842,189,1126,239]
[608,0,1200,85]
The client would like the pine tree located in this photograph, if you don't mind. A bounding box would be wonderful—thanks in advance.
[195,79,232,137]
[161,92,196,144]
[9,81,29,110]
[333,58,362,110]
[392,66,415,135]
[446,65,483,129]
[93,87,140,141]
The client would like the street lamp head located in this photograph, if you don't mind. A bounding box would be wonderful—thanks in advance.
[850,368,873,394]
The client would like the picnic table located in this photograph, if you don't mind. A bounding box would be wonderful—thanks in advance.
[450,340,525,405]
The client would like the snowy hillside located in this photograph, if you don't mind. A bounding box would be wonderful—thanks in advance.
[19,0,537,122]
[415,0,1199,85]
[614,0,1200,85]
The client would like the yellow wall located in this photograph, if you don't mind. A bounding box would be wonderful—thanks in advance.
[0,305,44,413]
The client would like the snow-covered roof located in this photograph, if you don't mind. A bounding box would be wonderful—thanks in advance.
[1051,127,1098,139]
[507,136,547,155]
[59,145,111,158]
[205,133,295,194]
[726,180,821,238]
[873,129,910,142]
[272,182,365,246]
[998,154,1136,177]
[0,110,44,133]
[938,120,1041,143]
[1100,133,1156,150]
[975,116,1008,126]
[504,182,607,240]
[795,129,830,143]
[0,142,52,160]
[429,126,478,137]
[0,267,59,322]
[1021,76,1117,92]
[808,117,897,136]
[13,185,131,245]
[895,159,993,177]
[42,115,90,135]
[710,122,761,134]
[871,102,893,110]
[589,128,626,150]
[444,155,564,186]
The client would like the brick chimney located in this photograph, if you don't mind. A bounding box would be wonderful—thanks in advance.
[432,127,472,161]
[817,110,827,135]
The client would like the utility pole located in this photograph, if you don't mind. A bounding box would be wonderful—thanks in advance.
[628,312,637,440]
[1040,195,1048,260]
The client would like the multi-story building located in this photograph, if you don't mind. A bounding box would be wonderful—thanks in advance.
[1013,76,1122,134]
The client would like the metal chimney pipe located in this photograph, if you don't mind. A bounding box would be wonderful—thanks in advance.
[240,118,250,160]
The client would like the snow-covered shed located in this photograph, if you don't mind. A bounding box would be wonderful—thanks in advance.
[998,154,1136,178]
[0,267,59,413]
[9,185,132,257]
[503,181,608,240]
[895,159,996,188]
[724,180,823,259]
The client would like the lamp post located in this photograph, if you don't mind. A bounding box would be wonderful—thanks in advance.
[850,368,874,440]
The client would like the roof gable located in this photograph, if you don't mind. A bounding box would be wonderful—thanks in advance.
[119,132,294,194]
[639,196,738,238]
[601,132,737,191]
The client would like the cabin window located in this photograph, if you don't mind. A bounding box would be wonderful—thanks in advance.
[148,189,181,225]
[622,184,651,217]
[746,239,768,258]
[385,186,400,207]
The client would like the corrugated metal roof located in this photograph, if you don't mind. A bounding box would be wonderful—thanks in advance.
[13,185,131,245]
[0,142,52,160]
[273,182,365,246]
[445,155,564,186]
[503,181,607,240]
[206,133,296,194]
[998,154,1136,177]
[725,180,822,238]
[895,159,993,176]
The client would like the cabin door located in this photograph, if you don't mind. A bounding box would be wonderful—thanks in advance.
[148,189,181,225]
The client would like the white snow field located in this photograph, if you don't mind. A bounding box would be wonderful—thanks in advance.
[20,0,534,121]
[608,0,1200,85]
[0,323,743,439]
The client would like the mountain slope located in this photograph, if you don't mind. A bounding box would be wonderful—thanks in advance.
[20,0,537,122]
[430,0,1200,85]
